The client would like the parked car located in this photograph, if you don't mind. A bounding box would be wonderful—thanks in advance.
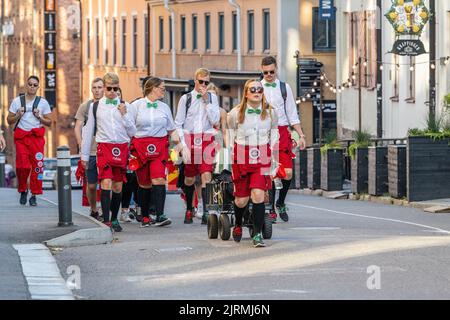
[42,155,82,190]
[42,158,57,190]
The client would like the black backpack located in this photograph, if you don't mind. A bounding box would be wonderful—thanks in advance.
[14,94,41,131]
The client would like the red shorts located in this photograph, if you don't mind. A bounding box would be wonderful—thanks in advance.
[130,136,169,185]
[184,133,218,178]
[96,142,129,182]
[232,144,272,198]
[277,126,295,169]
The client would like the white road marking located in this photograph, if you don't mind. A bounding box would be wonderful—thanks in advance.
[155,247,193,253]
[13,244,74,300]
[272,289,308,294]
[289,227,341,231]
[286,202,450,235]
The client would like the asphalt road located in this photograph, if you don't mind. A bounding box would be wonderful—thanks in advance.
[39,189,450,300]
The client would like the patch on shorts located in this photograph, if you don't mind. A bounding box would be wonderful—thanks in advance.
[112,147,121,157]
[249,148,260,160]
[35,152,44,161]
[147,144,156,154]
[194,137,203,146]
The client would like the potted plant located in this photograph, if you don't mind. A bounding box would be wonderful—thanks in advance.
[406,111,450,201]
[349,130,372,194]
[320,131,344,191]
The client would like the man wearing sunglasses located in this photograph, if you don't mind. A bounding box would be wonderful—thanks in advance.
[81,73,136,232]
[74,78,104,220]
[7,76,52,206]
[261,56,306,223]
[175,68,220,225]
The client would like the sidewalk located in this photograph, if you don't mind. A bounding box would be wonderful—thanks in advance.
[0,188,105,300]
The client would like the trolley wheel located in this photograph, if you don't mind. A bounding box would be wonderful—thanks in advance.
[262,212,273,239]
[207,214,219,239]
[219,213,231,241]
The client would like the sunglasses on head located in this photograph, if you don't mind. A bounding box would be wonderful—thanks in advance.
[28,83,39,87]
[197,79,210,86]
[106,86,120,92]
[263,70,276,75]
[248,87,264,94]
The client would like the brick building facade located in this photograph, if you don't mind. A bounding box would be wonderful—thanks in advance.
[0,0,81,163]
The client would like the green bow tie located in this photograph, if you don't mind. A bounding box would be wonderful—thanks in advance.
[264,82,277,88]
[147,102,158,109]
[247,108,262,115]
[106,99,118,105]
[196,94,203,99]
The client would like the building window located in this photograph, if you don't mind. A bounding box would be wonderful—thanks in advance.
[205,13,211,51]
[192,14,198,51]
[95,18,99,63]
[181,15,186,50]
[144,15,149,66]
[313,7,336,52]
[247,11,254,52]
[169,16,172,50]
[263,9,270,51]
[86,19,90,63]
[232,12,237,51]
[391,54,400,101]
[122,18,127,66]
[132,17,138,67]
[406,57,416,102]
[104,18,109,65]
[113,18,117,65]
[218,12,225,51]
[348,11,376,89]
[159,17,164,51]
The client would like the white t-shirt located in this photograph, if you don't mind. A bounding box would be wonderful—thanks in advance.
[129,98,176,138]
[9,96,52,131]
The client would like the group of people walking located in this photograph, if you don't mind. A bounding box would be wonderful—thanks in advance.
[6,55,306,248]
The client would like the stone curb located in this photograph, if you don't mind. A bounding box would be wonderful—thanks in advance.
[39,197,113,248]
[289,189,450,214]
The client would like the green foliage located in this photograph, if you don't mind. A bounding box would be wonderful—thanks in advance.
[444,93,450,106]
[348,130,372,159]
[320,130,341,155]
[408,110,450,141]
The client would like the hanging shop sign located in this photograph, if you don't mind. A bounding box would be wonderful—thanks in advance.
[390,39,426,56]
[385,0,430,36]
[385,0,430,56]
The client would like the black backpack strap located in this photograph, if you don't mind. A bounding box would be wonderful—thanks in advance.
[32,96,41,111]
[207,92,212,104]
[185,93,192,112]
[14,94,27,131]
[83,100,93,126]
[93,101,99,136]
[280,81,287,109]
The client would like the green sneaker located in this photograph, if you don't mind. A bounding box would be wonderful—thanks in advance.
[111,220,123,232]
[252,233,266,248]
[154,214,172,227]
[276,204,289,222]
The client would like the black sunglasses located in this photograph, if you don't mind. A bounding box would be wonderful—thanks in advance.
[28,83,39,87]
[263,71,276,75]
[106,86,120,92]
[248,87,264,94]
[197,79,210,86]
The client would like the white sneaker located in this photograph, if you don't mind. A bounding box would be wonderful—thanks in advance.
[195,204,203,219]
[120,211,133,223]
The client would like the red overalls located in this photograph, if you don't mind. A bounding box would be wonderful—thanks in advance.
[14,127,46,194]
